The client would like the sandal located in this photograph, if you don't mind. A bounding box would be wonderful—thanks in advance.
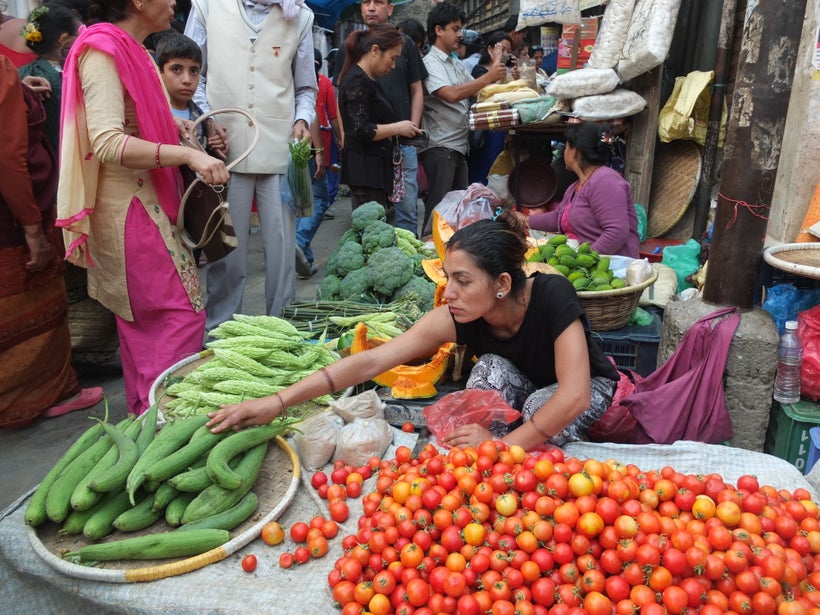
[43,387,105,418]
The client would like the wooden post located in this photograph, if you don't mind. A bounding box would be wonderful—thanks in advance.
[702,0,808,308]
[624,66,662,208]
[691,0,737,241]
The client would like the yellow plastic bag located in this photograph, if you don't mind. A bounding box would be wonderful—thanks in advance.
[657,70,726,147]
[477,79,541,104]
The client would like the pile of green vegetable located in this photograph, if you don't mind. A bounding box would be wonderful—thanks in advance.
[319,202,438,310]
[161,315,338,419]
[281,299,425,339]
[26,405,299,563]
[528,235,627,291]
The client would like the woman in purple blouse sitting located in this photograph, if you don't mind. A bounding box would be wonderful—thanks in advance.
[528,123,639,258]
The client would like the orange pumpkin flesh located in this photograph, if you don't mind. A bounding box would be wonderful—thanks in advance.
[350,323,454,398]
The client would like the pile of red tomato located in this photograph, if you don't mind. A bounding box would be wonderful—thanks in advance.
[327,440,820,615]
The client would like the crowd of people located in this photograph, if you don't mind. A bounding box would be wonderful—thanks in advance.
[1,0,637,446]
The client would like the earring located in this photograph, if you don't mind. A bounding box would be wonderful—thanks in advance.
[496,292,504,299]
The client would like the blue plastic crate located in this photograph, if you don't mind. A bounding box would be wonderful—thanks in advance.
[807,426,820,475]
[590,311,662,377]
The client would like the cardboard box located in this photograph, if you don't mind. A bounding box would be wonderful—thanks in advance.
[556,18,599,72]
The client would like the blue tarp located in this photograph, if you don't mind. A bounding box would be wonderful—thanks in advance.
[305,0,359,30]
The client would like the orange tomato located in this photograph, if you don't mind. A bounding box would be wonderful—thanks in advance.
[261,521,285,546]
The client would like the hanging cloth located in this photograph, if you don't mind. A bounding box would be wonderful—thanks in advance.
[622,306,739,444]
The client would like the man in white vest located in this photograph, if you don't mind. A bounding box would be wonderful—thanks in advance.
[185,0,317,332]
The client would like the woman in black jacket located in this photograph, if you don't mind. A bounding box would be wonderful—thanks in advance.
[337,24,421,209]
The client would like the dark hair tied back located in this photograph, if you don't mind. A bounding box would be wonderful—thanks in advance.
[565,122,614,166]
[339,23,402,83]
[446,209,529,296]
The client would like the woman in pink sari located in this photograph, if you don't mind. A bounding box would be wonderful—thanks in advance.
[57,0,229,415]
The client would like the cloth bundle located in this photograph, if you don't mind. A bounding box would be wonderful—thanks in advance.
[469,108,520,131]
[470,101,511,114]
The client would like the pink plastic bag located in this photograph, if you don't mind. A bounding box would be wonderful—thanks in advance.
[621,307,738,444]
[798,306,820,401]
[588,368,640,443]
[423,389,521,443]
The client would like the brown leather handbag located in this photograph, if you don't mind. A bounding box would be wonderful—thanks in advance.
[176,107,258,262]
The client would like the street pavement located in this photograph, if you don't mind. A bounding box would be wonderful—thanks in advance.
[0,197,354,512]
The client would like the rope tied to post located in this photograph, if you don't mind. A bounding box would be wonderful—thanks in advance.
[718,192,770,231]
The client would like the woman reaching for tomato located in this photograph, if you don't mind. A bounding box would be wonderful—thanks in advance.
[206,210,619,450]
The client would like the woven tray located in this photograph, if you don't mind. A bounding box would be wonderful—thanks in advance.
[577,270,659,331]
[647,141,702,238]
[27,436,299,583]
[764,243,820,280]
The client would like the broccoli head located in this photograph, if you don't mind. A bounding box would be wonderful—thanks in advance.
[339,228,360,245]
[366,246,414,298]
[338,268,371,301]
[392,275,437,312]
[361,220,397,255]
[350,201,386,233]
[319,274,342,300]
[327,241,365,278]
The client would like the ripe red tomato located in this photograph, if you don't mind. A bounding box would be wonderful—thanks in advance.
[279,552,294,569]
[241,554,257,572]
[402,421,415,433]
[311,471,328,489]
[329,498,350,522]
[294,546,310,565]
[290,521,309,543]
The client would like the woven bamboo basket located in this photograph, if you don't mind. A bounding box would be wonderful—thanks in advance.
[577,270,659,331]
[763,243,820,280]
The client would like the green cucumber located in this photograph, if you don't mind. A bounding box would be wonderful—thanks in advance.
[25,422,105,526]
[178,492,258,532]
[184,442,267,523]
[65,529,231,561]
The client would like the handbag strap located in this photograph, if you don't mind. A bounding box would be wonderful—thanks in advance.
[176,106,260,246]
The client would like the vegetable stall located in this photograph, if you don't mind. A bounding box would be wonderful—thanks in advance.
[3,205,820,613]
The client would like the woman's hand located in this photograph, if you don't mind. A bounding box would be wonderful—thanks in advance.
[206,397,281,433]
[394,121,422,139]
[23,224,52,272]
[175,116,193,142]
[442,423,494,449]
[21,76,51,99]
[187,148,230,186]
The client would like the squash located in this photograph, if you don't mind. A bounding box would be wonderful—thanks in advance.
[432,210,455,260]
[350,323,455,399]
[434,283,447,307]
[421,258,446,286]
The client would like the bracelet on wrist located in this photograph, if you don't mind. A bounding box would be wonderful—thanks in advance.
[154,142,162,168]
[530,418,551,441]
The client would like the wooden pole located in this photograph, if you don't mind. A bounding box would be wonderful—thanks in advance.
[702,0,808,307]
[691,0,737,242]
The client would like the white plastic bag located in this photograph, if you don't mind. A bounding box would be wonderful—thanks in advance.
[626,257,654,286]
[545,68,620,98]
[617,0,683,82]
[291,410,344,470]
[328,389,384,422]
[332,418,393,467]
[587,0,637,70]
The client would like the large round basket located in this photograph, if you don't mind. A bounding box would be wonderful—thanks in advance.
[27,435,300,583]
[763,243,820,280]
[577,270,659,331]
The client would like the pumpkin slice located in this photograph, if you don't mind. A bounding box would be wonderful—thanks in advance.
[350,323,455,398]
[421,258,446,285]
[432,210,455,261]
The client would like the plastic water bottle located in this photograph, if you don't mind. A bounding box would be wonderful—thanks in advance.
[774,320,803,405]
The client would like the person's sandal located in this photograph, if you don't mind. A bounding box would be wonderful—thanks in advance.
[43,387,105,418]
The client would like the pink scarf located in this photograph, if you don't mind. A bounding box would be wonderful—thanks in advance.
[57,23,180,262]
